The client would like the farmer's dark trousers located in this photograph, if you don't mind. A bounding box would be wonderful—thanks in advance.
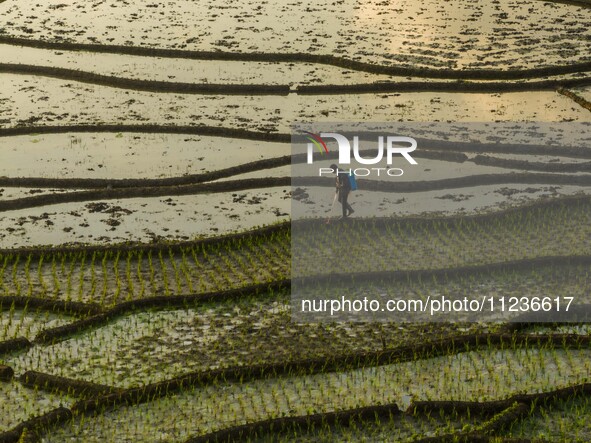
[338,190,353,217]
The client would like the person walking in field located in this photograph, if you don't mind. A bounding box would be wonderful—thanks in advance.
[330,164,354,218]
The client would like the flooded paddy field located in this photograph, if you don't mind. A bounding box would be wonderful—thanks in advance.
[1,0,590,70]
[1,0,591,441]
[2,75,590,129]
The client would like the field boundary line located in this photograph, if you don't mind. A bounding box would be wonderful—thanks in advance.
[5,256,590,343]
[30,333,591,400]
[0,296,102,316]
[293,193,591,225]
[167,380,591,442]
[0,177,291,213]
[16,338,591,441]
[471,154,591,172]
[0,221,289,257]
[293,173,591,192]
[0,407,72,443]
[33,280,290,344]
[19,370,122,398]
[1,36,589,79]
[67,334,591,414]
[3,61,591,94]
[1,173,591,213]
[5,149,591,190]
[183,403,401,443]
[0,192,589,256]
[412,403,529,443]
[0,63,290,96]
[0,149,466,190]
[11,376,582,442]
[296,77,591,94]
[1,126,590,160]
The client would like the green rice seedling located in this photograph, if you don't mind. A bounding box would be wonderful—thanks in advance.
[113,250,122,303]
[125,251,135,301]
[218,251,241,287]
[11,254,21,296]
[168,248,183,294]
[89,251,98,301]
[37,253,48,297]
[3,300,17,339]
[200,242,210,260]
[60,252,67,274]
[210,259,230,291]
[136,250,146,299]
[65,253,77,301]
[259,243,288,280]
[22,310,37,339]
[77,251,87,302]
[100,252,109,306]
[231,249,255,285]
[51,254,60,298]
[158,250,170,296]
[0,254,9,294]
[243,245,269,283]
[24,254,33,297]
[14,305,28,337]
[179,248,194,294]
[148,250,156,294]
[190,248,207,292]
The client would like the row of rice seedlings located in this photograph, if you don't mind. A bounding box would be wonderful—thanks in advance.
[146,250,157,295]
[293,202,591,276]
[6,274,591,390]
[157,250,170,297]
[0,235,289,306]
[36,343,591,442]
[135,250,146,299]
[195,249,224,292]
[5,238,589,314]
[178,248,194,294]
[295,261,591,322]
[11,255,21,296]
[50,256,60,298]
[260,240,291,279]
[112,250,122,304]
[0,306,74,341]
[64,253,77,302]
[168,248,184,295]
[189,247,208,293]
[86,252,95,300]
[1,302,32,341]
[0,227,290,302]
[26,208,584,300]
[242,246,272,284]
[0,256,9,294]
[125,251,135,302]
[505,393,591,441]
[37,254,49,296]
[0,381,71,431]
[253,408,482,443]
[218,248,249,287]
[98,252,109,306]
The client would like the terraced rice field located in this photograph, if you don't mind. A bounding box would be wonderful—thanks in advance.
[1,0,591,441]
